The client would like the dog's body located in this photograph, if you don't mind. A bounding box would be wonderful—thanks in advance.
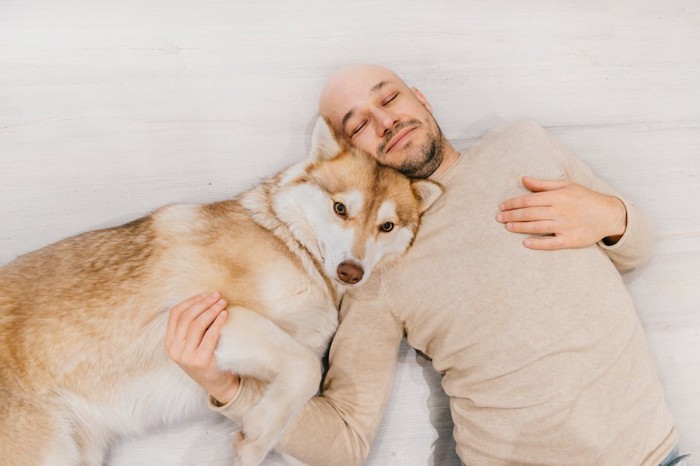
[0,118,442,466]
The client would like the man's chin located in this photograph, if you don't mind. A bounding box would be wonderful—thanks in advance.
[397,143,442,178]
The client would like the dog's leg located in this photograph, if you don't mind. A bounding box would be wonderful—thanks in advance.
[0,392,82,466]
[216,306,322,466]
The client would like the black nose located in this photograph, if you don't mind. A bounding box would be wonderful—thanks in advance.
[337,261,364,285]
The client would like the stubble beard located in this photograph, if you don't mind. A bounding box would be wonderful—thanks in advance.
[377,117,445,179]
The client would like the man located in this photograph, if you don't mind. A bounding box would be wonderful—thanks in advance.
[166,64,682,465]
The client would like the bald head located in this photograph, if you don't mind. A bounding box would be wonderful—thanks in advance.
[317,63,447,178]
[320,65,405,119]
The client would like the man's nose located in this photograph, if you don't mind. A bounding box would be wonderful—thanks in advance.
[373,108,399,137]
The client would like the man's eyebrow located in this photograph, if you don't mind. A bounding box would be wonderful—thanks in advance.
[371,80,390,92]
[341,108,355,132]
[341,80,393,133]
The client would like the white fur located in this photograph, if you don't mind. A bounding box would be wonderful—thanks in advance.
[412,179,444,213]
[275,160,307,188]
[376,200,397,224]
[363,228,414,274]
[40,414,80,466]
[67,368,208,452]
[309,117,341,161]
[273,182,356,285]
[154,203,200,233]
[345,200,414,281]
[215,306,325,465]
[341,189,364,218]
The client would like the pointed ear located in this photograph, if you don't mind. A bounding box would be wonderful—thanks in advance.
[411,179,444,213]
[310,116,343,162]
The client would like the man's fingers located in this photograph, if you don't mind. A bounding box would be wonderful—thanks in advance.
[183,299,228,354]
[501,177,571,211]
[500,191,552,212]
[503,220,557,236]
[171,292,214,317]
[497,207,552,224]
[521,176,569,192]
[522,235,568,250]
[166,293,209,348]
[169,292,222,349]
[199,310,229,355]
[168,292,215,333]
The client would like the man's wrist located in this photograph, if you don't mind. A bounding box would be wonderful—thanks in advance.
[602,196,627,245]
[210,374,241,406]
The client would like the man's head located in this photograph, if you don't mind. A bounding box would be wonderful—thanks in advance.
[319,64,448,179]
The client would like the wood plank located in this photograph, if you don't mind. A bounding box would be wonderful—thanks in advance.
[1,0,698,463]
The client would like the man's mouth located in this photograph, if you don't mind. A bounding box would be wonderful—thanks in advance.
[386,126,417,153]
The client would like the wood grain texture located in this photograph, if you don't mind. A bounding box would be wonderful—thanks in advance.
[1,0,698,464]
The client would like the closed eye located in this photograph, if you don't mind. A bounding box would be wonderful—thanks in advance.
[351,120,367,138]
[383,92,398,105]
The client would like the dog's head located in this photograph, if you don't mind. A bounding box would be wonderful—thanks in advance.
[273,117,443,289]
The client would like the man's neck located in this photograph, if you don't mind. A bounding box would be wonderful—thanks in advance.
[429,142,460,180]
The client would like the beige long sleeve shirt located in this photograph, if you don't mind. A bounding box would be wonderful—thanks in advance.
[214,120,677,466]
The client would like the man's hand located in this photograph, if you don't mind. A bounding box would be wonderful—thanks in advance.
[165,291,240,405]
[496,176,627,250]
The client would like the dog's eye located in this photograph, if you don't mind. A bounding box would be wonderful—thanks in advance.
[334,202,347,218]
[379,222,394,233]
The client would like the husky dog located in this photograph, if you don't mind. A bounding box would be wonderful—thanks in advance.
[0,117,443,466]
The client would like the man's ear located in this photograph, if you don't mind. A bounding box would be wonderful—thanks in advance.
[310,115,343,161]
[411,179,444,213]
[411,87,433,113]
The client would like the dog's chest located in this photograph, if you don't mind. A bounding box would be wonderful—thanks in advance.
[256,272,338,357]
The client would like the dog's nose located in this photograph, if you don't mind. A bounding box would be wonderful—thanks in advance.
[337,261,364,285]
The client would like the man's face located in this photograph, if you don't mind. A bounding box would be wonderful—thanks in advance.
[320,66,445,178]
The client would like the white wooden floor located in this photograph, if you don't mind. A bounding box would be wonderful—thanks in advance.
[1,1,698,464]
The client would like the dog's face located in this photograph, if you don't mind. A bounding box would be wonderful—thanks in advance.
[274,117,443,288]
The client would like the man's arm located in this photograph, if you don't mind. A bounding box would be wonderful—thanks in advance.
[167,290,405,466]
[496,121,654,271]
[272,294,404,466]
[497,176,628,249]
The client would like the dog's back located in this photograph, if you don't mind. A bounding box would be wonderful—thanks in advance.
[0,198,321,465]
[0,216,160,390]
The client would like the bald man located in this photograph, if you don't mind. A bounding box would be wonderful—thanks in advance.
[167,65,682,465]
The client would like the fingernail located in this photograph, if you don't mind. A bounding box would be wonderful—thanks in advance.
[210,291,220,299]
[496,213,504,222]
[216,299,226,306]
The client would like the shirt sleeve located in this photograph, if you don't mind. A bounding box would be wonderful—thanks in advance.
[211,280,405,466]
[532,120,656,271]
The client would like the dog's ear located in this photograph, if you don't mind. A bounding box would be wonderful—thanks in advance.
[310,116,344,161]
[411,179,444,214]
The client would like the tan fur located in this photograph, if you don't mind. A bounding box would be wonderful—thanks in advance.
[0,118,442,466]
